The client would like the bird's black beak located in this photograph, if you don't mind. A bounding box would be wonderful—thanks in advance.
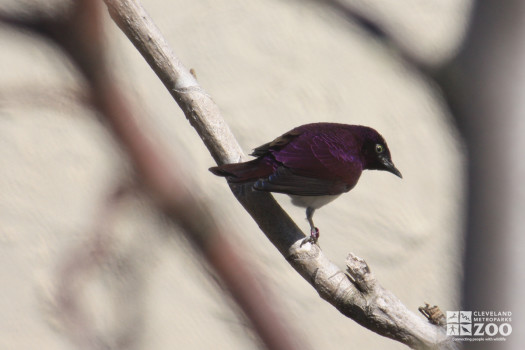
[381,157,402,178]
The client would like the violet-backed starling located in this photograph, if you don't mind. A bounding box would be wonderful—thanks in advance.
[209,122,402,244]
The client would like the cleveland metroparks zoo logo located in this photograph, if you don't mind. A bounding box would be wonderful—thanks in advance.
[446,310,512,342]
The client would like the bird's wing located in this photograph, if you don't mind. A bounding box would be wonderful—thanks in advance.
[250,125,363,194]
[253,167,350,196]
[273,133,363,183]
[251,128,303,157]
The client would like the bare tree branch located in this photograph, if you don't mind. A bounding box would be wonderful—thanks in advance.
[101,0,455,348]
[103,0,243,166]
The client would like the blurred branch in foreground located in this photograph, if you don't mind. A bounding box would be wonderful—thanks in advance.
[0,1,305,350]
[102,0,454,348]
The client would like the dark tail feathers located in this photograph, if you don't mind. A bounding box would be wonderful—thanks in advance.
[209,158,275,183]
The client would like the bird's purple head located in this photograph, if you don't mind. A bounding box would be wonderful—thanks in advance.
[357,126,402,178]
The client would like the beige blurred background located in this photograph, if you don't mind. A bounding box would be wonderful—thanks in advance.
[0,0,471,349]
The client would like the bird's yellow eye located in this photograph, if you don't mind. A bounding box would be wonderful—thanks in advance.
[375,144,384,154]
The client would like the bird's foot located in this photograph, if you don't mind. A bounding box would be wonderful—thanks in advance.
[301,227,320,246]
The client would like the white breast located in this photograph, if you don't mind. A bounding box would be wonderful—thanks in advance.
[289,194,341,209]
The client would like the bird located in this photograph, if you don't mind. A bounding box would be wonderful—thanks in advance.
[209,122,402,244]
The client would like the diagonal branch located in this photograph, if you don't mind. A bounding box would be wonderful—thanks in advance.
[102,0,455,348]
